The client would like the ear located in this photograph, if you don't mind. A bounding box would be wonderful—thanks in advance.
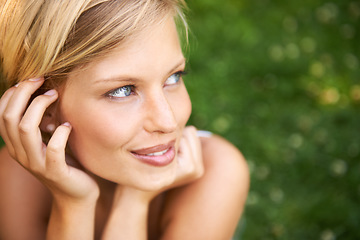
[39,102,59,134]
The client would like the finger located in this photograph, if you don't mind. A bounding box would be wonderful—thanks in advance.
[20,90,58,168]
[182,126,204,176]
[0,87,17,155]
[176,133,194,174]
[45,123,72,176]
[177,133,190,162]
[2,78,44,160]
[182,126,201,161]
[183,126,200,149]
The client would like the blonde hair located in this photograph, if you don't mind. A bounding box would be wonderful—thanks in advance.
[0,0,188,89]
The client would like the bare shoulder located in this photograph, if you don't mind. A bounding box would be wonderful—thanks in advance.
[199,133,250,210]
[160,134,249,240]
[200,133,249,182]
[0,147,51,239]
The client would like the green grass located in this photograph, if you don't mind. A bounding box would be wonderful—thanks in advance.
[185,0,360,239]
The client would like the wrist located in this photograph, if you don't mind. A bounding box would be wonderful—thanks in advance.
[113,186,157,207]
[51,190,99,212]
[102,186,150,240]
[47,195,97,240]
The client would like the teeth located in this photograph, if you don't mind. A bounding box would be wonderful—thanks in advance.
[146,149,168,156]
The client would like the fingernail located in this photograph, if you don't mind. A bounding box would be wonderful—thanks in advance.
[28,77,43,82]
[46,123,56,132]
[196,130,212,138]
[14,83,20,88]
[62,122,72,128]
[43,89,57,96]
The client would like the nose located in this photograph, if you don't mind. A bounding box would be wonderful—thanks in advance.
[143,92,177,134]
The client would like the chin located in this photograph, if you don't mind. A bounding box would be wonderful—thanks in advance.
[131,166,178,192]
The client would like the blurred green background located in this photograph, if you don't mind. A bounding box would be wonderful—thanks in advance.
[185,0,360,239]
[1,0,359,239]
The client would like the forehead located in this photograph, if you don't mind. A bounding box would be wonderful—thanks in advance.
[67,16,183,83]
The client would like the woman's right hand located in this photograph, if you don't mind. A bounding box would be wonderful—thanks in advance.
[0,78,99,203]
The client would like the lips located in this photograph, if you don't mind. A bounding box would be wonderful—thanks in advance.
[130,140,176,167]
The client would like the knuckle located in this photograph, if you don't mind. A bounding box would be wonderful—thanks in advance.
[186,125,197,133]
[197,167,205,178]
[189,163,204,179]
[46,144,63,156]
[18,121,33,135]
[3,111,15,124]
[46,146,59,156]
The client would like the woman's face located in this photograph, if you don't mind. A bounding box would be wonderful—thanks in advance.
[58,17,192,190]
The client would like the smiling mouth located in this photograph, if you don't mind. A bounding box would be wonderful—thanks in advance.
[145,149,168,156]
[131,140,176,167]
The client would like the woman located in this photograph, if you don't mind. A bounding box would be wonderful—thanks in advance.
[0,0,249,239]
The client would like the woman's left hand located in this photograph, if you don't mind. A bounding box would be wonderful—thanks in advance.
[171,126,204,188]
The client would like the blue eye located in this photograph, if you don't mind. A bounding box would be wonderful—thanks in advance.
[107,85,134,98]
[165,71,186,86]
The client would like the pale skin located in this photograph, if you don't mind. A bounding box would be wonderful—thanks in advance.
[0,16,249,240]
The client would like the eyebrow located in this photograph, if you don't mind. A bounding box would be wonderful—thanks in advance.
[94,57,186,84]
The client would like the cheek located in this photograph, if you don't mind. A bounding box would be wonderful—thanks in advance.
[59,98,140,162]
[173,88,192,126]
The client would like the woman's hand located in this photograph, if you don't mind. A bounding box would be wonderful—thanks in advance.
[0,78,99,202]
[173,126,205,187]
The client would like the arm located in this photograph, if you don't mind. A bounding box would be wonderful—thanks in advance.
[0,79,99,239]
[0,146,98,240]
[47,195,97,240]
[0,148,51,240]
[101,188,150,240]
[160,135,249,240]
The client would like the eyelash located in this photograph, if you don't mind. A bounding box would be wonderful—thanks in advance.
[105,70,187,99]
[164,70,187,86]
